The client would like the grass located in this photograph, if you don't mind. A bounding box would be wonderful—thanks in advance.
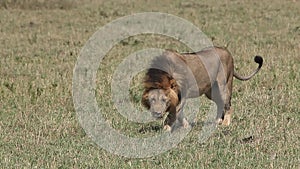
[0,0,299,168]
[0,0,76,9]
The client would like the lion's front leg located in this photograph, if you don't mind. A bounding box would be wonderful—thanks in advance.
[176,98,189,128]
[164,98,189,131]
[163,111,176,131]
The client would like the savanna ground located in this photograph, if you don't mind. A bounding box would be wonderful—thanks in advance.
[1,0,299,168]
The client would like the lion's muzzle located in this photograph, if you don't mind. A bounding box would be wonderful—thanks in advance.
[152,111,163,118]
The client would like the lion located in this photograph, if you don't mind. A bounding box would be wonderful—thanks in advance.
[141,46,263,131]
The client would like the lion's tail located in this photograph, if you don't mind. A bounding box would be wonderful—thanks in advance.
[234,56,263,81]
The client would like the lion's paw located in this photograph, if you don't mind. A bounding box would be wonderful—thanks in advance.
[222,114,231,126]
[163,125,172,132]
[216,118,223,125]
[182,118,190,128]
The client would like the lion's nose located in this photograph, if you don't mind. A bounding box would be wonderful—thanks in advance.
[152,112,163,118]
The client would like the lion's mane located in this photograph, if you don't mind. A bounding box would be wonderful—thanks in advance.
[141,51,190,109]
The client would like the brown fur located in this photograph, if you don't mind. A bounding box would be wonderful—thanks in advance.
[142,46,263,130]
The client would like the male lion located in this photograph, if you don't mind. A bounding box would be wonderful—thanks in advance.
[141,47,263,131]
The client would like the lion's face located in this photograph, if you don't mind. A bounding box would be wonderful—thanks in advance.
[146,89,171,118]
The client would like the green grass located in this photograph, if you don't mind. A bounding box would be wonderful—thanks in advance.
[1,0,299,168]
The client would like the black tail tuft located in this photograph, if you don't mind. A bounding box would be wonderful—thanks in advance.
[254,55,263,68]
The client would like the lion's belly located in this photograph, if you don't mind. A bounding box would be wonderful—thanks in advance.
[186,79,212,98]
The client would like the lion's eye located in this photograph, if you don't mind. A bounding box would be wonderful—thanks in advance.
[161,98,168,102]
[150,98,155,103]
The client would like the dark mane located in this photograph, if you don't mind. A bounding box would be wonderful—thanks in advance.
[144,68,172,89]
[143,51,191,98]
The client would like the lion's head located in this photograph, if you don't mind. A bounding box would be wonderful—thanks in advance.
[142,88,179,118]
[141,66,181,119]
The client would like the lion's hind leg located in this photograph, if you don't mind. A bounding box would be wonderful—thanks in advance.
[205,82,226,125]
[217,86,233,126]
[221,72,233,126]
[222,106,232,126]
[217,91,232,126]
